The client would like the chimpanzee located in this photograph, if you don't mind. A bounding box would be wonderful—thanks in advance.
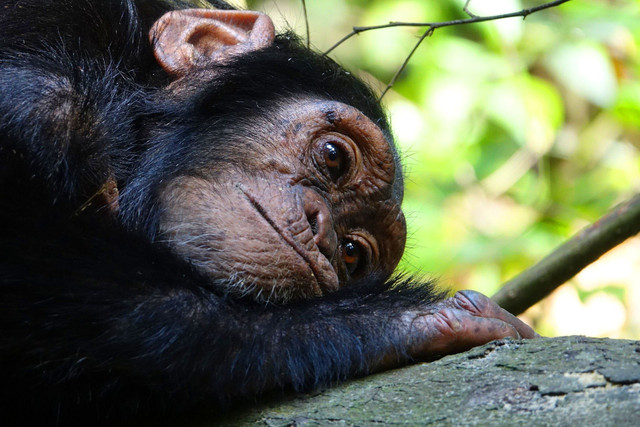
[0,0,536,424]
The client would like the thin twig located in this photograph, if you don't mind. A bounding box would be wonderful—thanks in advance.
[301,0,310,49]
[463,0,478,18]
[492,193,640,316]
[325,0,570,55]
[379,29,432,101]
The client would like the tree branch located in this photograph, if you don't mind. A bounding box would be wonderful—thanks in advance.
[325,0,571,55]
[492,193,640,316]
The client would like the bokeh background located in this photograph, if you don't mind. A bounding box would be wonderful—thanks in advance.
[240,0,640,338]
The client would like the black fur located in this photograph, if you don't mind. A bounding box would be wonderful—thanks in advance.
[0,0,443,424]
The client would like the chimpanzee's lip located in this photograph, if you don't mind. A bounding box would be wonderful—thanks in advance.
[235,184,338,295]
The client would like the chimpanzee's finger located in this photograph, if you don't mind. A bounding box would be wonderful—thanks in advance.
[453,290,539,339]
[408,307,522,358]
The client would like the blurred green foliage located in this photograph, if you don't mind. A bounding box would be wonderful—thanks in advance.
[247,0,640,337]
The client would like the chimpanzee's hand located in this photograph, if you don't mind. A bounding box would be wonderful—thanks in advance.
[405,290,538,359]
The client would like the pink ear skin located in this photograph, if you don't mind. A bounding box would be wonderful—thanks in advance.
[150,9,276,77]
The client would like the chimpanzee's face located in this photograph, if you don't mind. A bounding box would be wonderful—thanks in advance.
[157,99,406,302]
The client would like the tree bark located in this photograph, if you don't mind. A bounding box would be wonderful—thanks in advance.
[493,194,640,315]
[215,336,640,426]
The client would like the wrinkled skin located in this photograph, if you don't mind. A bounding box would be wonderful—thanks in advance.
[158,100,406,302]
[407,290,538,359]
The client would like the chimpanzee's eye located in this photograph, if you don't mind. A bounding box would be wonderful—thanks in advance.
[323,142,347,181]
[341,240,363,276]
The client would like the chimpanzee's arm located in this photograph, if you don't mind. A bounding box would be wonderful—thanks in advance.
[0,188,532,425]
[0,208,426,420]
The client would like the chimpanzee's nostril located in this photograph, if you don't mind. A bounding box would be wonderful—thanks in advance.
[309,214,318,236]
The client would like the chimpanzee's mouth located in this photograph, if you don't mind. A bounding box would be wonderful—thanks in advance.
[235,184,339,295]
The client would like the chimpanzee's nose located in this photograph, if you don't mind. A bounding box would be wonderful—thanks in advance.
[302,187,337,263]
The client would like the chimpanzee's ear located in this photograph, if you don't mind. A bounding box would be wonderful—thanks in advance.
[150,9,276,77]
